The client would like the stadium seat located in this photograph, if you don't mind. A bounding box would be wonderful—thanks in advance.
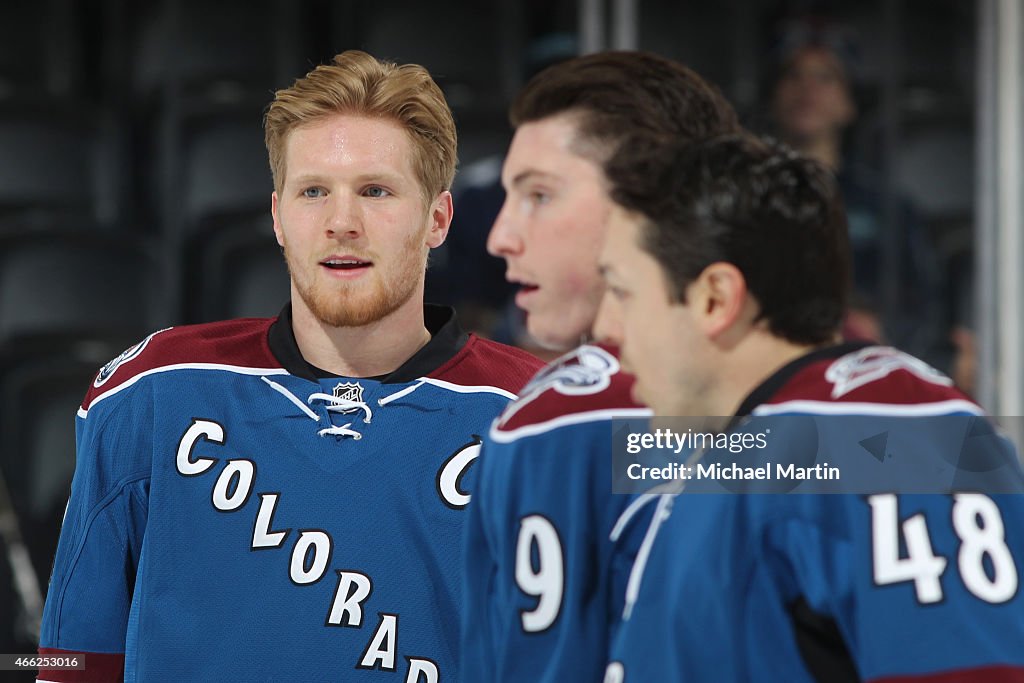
[192,217,290,322]
[356,0,499,106]
[180,113,273,232]
[0,0,82,101]
[0,103,124,231]
[130,0,298,103]
[0,345,123,588]
[0,231,167,350]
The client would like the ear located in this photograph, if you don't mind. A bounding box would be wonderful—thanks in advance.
[689,262,750,340]
[426,190,454,249]
[271,191,285,248]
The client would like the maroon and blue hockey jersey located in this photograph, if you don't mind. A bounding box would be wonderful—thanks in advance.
[462,344,651,682]
[39,305,542,682]
[605,343,1024,683]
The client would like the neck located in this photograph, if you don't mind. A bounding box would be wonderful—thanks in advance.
[290,290,432,378]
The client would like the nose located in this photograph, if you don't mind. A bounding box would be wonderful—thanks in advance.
[487,197,523,257]
[325,193,363,240]
[592,290,622,347]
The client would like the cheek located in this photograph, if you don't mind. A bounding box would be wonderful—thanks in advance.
[559,267,600,298]
[547,239,604,295]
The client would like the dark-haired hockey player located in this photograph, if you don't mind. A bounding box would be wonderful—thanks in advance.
[460,51,739,682]
[595,133,1024,682]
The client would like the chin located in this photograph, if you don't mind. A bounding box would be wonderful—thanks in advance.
[527,320,584,352]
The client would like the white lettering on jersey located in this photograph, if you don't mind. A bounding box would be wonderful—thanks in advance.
[604,662,625,683]
[289,530,332,585]
[515,514,565,632]
[211,459,256,512]
[405,657,439,683]
[172,417,453,678]
[176,419,223,476]
[437,438,482,509]
[357,613,399,672]
[326,571,373,628]
[251,493,290,550]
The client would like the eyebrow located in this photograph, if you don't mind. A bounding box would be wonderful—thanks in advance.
[288,171,407,187]
[508,169,561,188]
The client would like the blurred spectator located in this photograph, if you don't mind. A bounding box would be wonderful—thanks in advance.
[767,25,947,368]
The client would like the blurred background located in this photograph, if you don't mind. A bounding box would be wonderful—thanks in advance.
[0,0,1015,660]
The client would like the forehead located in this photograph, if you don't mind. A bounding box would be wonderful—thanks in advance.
[503,113,604,185]
[283,113,416,179]
[783,47,847,79]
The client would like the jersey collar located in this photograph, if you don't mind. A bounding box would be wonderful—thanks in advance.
[730,340,873,423]
[267,302,469,383]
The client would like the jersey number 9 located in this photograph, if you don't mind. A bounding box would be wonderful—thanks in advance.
[515,514,565,633]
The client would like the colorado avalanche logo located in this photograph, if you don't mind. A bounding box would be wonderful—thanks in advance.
[93,328,171,388]
[520,345,619,398]
[826,346,952,398]
[332,381,365,405]
[496,345,620,431]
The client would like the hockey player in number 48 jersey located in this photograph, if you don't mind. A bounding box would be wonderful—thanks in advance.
[594,133,1024,682]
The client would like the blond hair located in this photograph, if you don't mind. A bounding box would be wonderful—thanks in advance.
[264,50,457,198]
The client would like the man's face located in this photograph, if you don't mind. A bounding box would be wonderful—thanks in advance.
[773,47,855,144]
[487,113,614,350]
[595,206,711,416]
[272,114,450,328]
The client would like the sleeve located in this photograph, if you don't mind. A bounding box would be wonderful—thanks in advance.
[37,393,151,683]
[461,421,638,683]
[765,493,1024,683]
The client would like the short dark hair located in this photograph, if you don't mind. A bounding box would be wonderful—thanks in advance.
[510,50,739,163]
[606,134,850,345]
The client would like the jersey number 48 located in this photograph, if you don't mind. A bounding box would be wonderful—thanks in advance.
[869,493,1018,604]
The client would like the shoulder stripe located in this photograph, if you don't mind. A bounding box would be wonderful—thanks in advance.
[78,363,290,418]
[419,376,518,400]
[489,407,652,443]
[752,399,984,417]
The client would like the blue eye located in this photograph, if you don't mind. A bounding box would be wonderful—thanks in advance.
[364,186,390,198]
[302,187,326,199]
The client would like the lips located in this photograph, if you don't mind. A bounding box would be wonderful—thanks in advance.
[513,281,540,309]
[320,256,372,271]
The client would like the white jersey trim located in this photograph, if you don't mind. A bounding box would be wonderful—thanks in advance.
[752,398,984,417]
[418,376,518,401]
[77,363,291,419]
[610,493,660,542]
[489,407,652,443]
